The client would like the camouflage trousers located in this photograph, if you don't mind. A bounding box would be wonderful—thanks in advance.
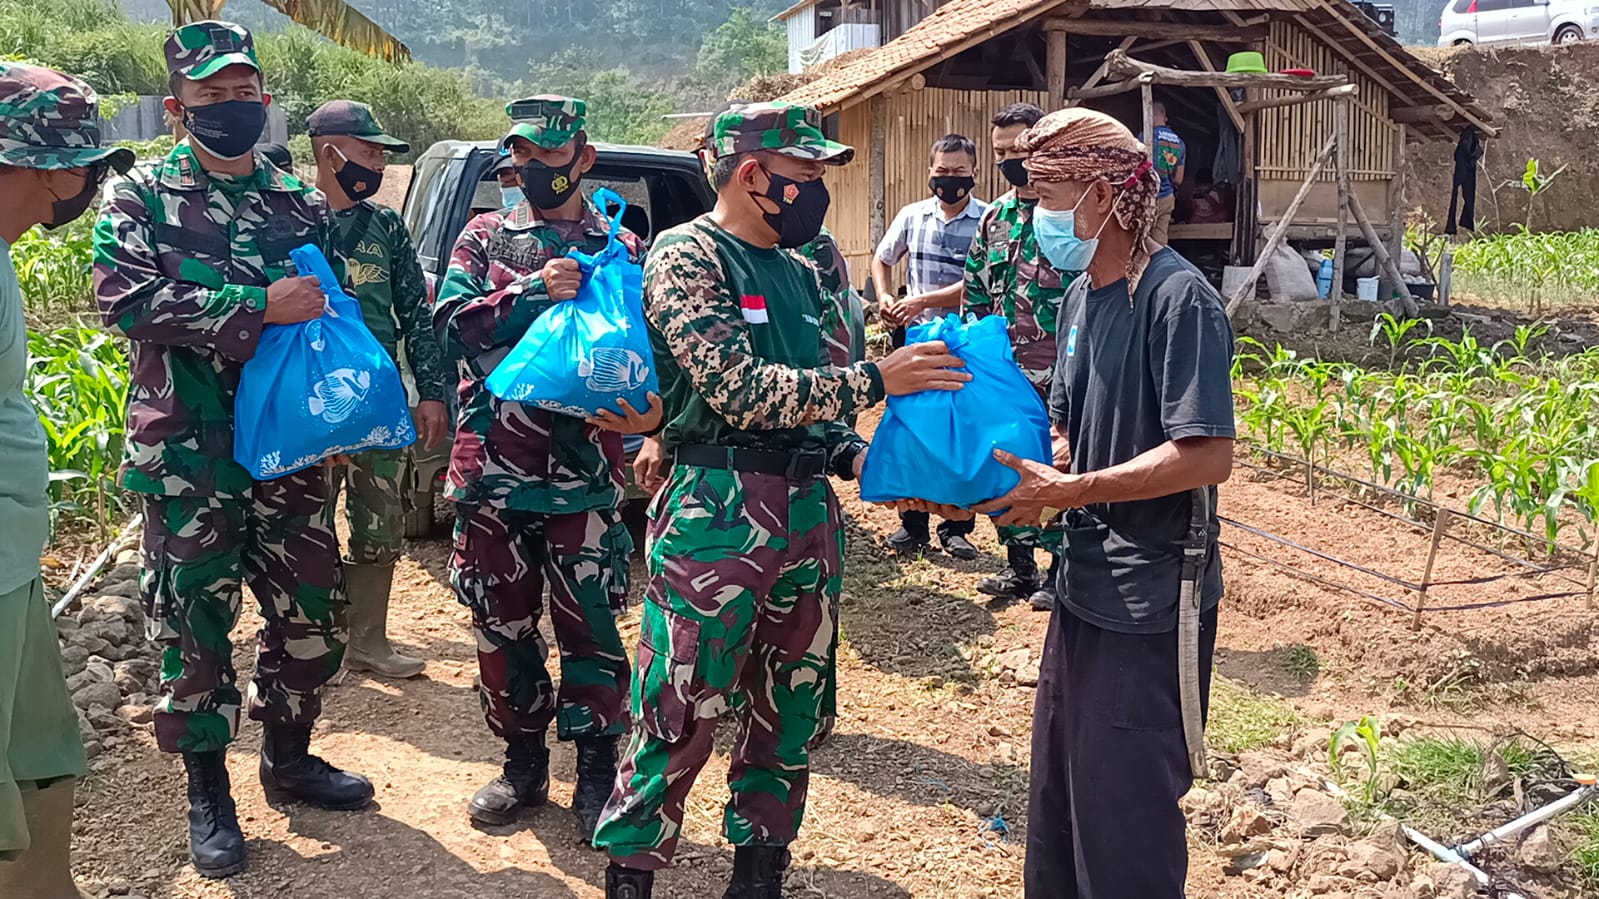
[137,471,345,754]
[593,466,843,870]
[449,503,632,741]
[327,448,413,566]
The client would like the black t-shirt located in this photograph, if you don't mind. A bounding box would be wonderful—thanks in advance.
[1048,247,1236,634]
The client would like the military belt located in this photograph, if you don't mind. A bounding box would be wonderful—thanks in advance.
[675,444,829,481]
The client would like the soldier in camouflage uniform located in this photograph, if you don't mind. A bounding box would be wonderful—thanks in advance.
[964,102,1071,611]
[0,61,132,899]
[432,95,655,839]
[593,102,968,899]
[307,99,450,680]
[93,21,373,880]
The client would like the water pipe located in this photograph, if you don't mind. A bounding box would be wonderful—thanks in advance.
[1454,778,1599,860]
[1402,825,1522,899]
[50,513,142,620]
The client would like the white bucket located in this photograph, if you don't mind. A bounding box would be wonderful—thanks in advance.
[1356,277,1379,302]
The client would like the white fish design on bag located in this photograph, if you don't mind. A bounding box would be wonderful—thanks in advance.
[578,347,650,394]
[308,368,372,424]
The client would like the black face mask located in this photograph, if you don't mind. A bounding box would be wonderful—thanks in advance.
[998,157,1029,189]
[182,100,267,161]
[519,142,584,210]
[930,174,975,205]
[332,147,382,202]
[752,168,830,249]
[43,165,104,229]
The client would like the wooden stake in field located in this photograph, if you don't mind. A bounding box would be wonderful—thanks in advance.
[1586,537,1599,611]
[1412,508,1451,630]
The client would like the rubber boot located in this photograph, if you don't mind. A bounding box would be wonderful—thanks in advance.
[605,862,654,899]
[723,843,791,899]
[572,734,619,841]
[258,723,374,810]
[0,777,91,897]
[341,561,425,679]
[468,735,550,826]
[181,752,247,879]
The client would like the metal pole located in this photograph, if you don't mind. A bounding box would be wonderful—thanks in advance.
[1412,509,1449,630]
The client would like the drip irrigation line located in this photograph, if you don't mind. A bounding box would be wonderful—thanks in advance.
[1417,591,1588,612]
[1219,539,1415,613]
[1220,516,1424,591]
[1241,444,1594,559]
[1233,455,1591,588]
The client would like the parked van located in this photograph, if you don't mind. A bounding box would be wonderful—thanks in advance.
[1438,0,1598,46]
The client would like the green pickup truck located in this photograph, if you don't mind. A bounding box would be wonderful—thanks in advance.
[398,139,865,537]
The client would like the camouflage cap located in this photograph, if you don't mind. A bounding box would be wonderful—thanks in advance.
[0,62,134,173]
[307,100,410,153]
[502,95,586,150]
[708,102,853,165]
[165,20,260,82]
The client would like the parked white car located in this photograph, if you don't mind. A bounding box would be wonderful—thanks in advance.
[1438,0,1599,46]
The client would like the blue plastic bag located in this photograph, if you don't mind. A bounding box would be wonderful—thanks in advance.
[859,314,1051,510]
[485,187,657,418]
[234,244,415,479]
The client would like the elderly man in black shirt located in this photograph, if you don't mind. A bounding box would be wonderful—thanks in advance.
[976,107,1236,898]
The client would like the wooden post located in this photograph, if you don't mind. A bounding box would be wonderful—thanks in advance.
[1587,537,1599,611]
[869,94,887,249]
[1387,123,1409,304]
[1141,81,1155,162]
[1330,97,1351,333]
[1046,22,1068,105]
[1348,192,1420,318]
[1438,244,1454,306]
[1412,509,1451,630]
[1224,131,1336,315]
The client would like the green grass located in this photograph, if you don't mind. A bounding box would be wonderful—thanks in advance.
[1570,807,1599,889]
[1282,644,1320,680]
[1390,736,1541,805]
[1452,228,1599,310]
[1207,676,1299,754]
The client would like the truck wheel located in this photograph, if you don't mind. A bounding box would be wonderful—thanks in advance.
[405,485,439,538]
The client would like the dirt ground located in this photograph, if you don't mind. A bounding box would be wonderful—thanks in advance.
[65,406,1599,899]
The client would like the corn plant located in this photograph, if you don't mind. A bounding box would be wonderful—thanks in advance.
[26,324,129,539]
[1330,716,1386,810]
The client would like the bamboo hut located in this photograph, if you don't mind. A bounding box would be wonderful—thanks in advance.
[763,0,1494,303]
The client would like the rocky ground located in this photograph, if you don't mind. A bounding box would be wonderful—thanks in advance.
[50,409,1599,898]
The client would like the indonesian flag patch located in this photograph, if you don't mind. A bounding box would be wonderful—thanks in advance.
[741,294,769,324]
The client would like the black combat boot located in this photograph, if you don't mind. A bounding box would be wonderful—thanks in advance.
[605,862,654,899]
[259,722,374,810]
[723,843,791,899]
[182,750,247,879]
[976,545,1041,600]
[468,734,550,826]
[573,734,620,841]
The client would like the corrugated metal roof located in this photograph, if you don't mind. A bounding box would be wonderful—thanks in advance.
[778,0,1492,139]
[772,0,823,23]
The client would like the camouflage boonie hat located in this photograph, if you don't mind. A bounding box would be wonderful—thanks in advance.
[307,100,410,153]
[708,102,853,165]
[165,20,260,82]
[0,62,133,172]
[503,95,586,149]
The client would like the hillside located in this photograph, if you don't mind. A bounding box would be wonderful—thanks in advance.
[1408,42,1599,234]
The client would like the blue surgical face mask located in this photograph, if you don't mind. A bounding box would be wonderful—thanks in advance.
[501,186,523,209]
[1033,189,1109,273]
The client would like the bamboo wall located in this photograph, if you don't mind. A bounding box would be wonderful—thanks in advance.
[826,86,1051,284]
[1258,19,1398,222]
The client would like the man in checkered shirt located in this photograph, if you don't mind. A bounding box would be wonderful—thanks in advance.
[872,132,988,560]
